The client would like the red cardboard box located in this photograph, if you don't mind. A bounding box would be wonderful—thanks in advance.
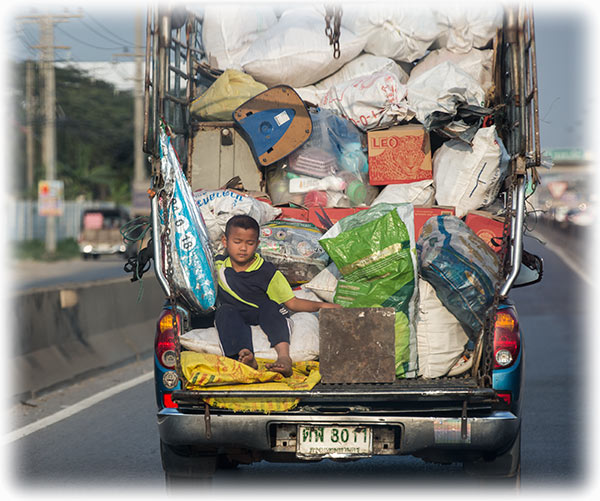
[414,206,455,240]
[307,207,369,231]
[367,125,432,185]
[465,211,505,253]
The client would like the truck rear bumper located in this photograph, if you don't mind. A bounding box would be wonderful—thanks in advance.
[158,409,519,457]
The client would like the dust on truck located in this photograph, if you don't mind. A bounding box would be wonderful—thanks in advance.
[138,3,544,483]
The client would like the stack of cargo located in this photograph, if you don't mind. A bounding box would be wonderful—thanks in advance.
[187,3,511,379]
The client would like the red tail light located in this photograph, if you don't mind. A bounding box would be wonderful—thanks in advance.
[163,393,179,408]
[493,308,520,369]
[155,309,180,369]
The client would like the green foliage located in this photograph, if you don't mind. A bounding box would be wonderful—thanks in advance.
[13,62,135,203]
[12,238,81,262]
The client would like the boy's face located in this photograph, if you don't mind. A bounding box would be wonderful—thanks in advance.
[222,226,260,267]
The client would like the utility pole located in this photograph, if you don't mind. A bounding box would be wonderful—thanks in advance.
[25,59,35,195]
[114,8,149,217]
[19,12,80,253]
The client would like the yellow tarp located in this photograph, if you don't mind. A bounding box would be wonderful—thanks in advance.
[180,351,321,413]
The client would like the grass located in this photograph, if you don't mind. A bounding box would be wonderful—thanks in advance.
[12,238,81,262]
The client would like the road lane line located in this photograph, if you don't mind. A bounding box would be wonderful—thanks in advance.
[5,371,153,444]
[530,230,592,287]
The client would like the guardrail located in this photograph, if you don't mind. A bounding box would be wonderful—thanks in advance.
[11,276,165,401]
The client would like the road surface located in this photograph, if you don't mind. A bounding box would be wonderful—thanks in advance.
[6,225,595,498]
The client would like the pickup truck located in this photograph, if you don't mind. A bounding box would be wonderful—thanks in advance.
[139,3,543,485]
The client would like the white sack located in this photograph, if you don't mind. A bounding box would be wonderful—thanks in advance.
[371,180,435,207]
[434,4,503,53]
[316,53,410,89]
[201,6,277,70]
[416,278,469,378]
[304,262,341,303]
[341,6,444,63]
[241,8,365,88]
[193,189,281,254]
[179,312,320,362]
[433,125,509,217]
[319,70,415,131]
[406,61,486,126]
[409,48,494,93]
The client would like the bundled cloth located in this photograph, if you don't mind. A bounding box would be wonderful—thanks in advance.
[319,203,418,378]
[159,127,217,313]
[417,215,501,340]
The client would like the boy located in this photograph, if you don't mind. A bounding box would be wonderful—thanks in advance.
[214,214,341,377]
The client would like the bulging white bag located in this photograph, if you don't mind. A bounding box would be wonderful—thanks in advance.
[179,312,320,362]
[341,5,444,63]
[409,48,494,93]
[320,70,415,131]
[406,61,486,126]
[201,6,277,70]
[416,279,469,378]
[433,125,509,217]
[304,262,341,303]
[371,180,435,207]
[433,4,503,53]
[241,8,365,88]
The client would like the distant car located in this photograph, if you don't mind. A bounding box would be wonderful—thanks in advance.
[78,208,129,260]
[566,204,595,227]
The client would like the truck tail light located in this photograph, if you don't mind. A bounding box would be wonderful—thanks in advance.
[493,308,520,369]
[155,309,180,369]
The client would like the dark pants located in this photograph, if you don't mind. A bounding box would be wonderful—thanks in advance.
[215,300,290,358]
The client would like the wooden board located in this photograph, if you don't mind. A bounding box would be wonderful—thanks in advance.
[319,307,396,383]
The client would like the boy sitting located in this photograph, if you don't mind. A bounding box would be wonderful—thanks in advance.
[215,214,341,377]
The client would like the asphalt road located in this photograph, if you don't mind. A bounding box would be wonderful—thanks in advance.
[5,225,595,499]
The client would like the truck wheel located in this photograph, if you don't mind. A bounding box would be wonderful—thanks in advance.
[160,440,217,485]
[463,428,521,484]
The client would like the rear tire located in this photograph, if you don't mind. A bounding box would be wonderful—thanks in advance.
[463,428,521,485]
[160,440,217,486]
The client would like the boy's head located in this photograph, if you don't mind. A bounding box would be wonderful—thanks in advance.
[222,215,260,267]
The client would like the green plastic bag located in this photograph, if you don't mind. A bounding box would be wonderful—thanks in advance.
[319,203,418,378]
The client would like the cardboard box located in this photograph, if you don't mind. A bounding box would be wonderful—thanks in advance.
[414,206,455,241]
[307,207,369,231]
[465,211,505,253]
[367,125,432,185]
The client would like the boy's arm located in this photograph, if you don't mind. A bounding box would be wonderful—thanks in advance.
[284,296,342,312]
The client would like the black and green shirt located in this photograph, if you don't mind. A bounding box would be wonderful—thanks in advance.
[214,253,295,310]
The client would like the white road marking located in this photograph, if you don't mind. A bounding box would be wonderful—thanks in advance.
[531,231,592,287]
[5,371,153,444]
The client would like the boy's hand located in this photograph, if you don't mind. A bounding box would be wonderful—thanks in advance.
[284,296,343,313]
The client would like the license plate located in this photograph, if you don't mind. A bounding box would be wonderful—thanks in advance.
[297,425,372,457]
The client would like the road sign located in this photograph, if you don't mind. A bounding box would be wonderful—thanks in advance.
[547,181,568,199]
[38,180,64,216]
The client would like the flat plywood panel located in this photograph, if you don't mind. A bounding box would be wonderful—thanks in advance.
[319,307,396,383]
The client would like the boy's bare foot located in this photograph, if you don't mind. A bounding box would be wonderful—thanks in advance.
[266,355,293,377]
[238,349,258,370]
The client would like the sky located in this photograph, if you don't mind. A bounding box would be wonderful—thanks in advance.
[2,0,598,152]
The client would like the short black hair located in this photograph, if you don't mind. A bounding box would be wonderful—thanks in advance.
[224,214,260,237]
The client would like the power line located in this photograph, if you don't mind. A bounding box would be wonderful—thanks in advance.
[77,17,135,50]
[55,25,123,51]
[82,10,135,47]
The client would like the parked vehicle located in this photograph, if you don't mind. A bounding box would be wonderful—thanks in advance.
[140,3,543,484]
[78,207,129,259]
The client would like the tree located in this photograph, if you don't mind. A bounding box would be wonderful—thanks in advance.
[12,62,135,202]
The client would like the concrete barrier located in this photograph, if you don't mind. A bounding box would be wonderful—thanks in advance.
[11,275,166,400]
